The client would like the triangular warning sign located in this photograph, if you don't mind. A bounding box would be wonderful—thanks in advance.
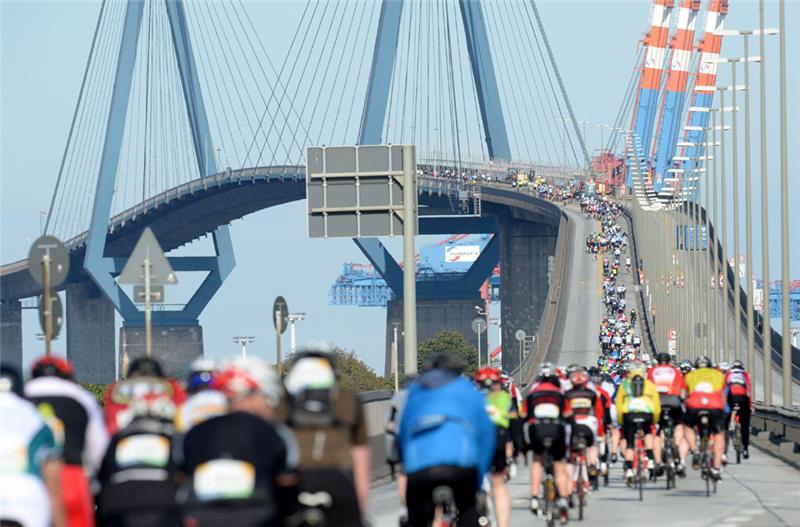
[117,227,177,286]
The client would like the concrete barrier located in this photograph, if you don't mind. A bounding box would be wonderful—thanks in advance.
[750,402,800,469]
[359,390,394,481]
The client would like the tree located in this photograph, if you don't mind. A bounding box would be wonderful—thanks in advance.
[417,330,479,376]
[280,348,392,393]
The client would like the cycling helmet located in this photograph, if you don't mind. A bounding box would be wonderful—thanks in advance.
[695,355,713,369]
[0,363,24,397]
[500,371,511,390]
[678,360,693,374]
[537,362,555,378]
[731,360,745,371]
[31,355,74,380]
[475,367,502,389]
[215,357,283,406]
[655,353,671,365]
[536,373,562,387]
[186,357,216,394]
[422,352,464,375]
[127,356,165,378]
[566,364,581,376]
[628,361,647,378]
[569,368,590,387]
[718,361,731,373]
[292,342,338,374]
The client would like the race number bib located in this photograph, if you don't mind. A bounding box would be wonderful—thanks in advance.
[194,460,255,501]
[116,435,169,468]
[534,403,560,419]
[628,398,649,413]
[695,382,714,394]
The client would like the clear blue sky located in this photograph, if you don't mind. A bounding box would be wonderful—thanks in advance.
[2,0,797,373]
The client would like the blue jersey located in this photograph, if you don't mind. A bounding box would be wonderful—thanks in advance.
[398,371,495,485]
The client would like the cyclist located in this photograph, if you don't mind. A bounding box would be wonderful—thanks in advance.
[725,360,752,459]
[565,367,605,486]
[525,363,570,522]
[615,361,662,484]
[280,346,370,526]
[175,358,227,433]
[648,353,689,476]
[25,356,108,527]
[683,356,726,481]
[475,367,512,527]
[0,363,66,527]
[679,360,693,376]
[398,352,495,527]
[181,357,300,526]
[95,387,181,526]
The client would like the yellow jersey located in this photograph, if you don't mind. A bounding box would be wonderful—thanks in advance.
[614,374,661,424]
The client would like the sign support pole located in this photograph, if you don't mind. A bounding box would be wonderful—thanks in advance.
[42,253,52,356]
[144,254,152,357]
[276,312,283,374]
[402,145,418,376]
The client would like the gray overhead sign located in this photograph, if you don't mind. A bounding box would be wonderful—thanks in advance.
[306,145,418,238]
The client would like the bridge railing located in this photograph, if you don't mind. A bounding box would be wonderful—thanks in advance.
[751,402,800,468]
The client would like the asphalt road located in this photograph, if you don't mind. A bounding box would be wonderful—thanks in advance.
[368,446,800,527]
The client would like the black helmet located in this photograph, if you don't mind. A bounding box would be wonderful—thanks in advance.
[422,352,464,375]
[695,355,712,369]
[0,363,24,397]
[127,356,164,378]
[656,353,671,365]
[679,360,692,374]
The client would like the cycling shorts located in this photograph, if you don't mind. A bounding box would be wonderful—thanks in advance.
[622,413,654,445]
[406,465,479,527]
[658,396,684,426]
[570,423,595,449]
[527,422,567,462]
[297,468,362,527]
[684,408,725,434]
[491,427,509,474]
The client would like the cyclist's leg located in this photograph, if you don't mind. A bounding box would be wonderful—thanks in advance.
[450,468,480,527]
[711,411,726,469]
[490,473,510,527]
[734,395,752,451]
[405,468,438,526]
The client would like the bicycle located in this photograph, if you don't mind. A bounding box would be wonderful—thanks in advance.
[728,404,743,465]
[696,410,717,497]
[660,415,677,490]
[539,437,563,527]
[569,434,591,521]
[629,418,648,502]
[432,485,457,527]
[292,491,332,527]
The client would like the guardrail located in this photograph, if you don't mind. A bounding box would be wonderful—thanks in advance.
[750,402,800,469]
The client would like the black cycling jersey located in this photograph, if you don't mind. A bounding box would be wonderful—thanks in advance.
[95,417,179,520]
[181,411,299,526]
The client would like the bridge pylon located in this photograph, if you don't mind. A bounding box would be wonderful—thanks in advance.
[83,0,234,375]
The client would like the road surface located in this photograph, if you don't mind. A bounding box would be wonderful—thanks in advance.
[368,447,800,526]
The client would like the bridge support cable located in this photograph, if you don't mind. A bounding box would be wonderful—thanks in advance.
[44,0,108,236]
[606,47,643,154]
[527,0,591,172]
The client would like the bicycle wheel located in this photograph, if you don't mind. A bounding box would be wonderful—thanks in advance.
[735,424,743,464]
[704,454,711,497]
[637,450,644,501]
[577,460,585,521]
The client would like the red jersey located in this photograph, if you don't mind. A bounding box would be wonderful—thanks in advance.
[648,364,687,397]
[525,380,571,424]
[725,369,753,400]
[565,385,606,436]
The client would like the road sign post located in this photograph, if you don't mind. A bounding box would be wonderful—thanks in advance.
[28,235,69,356]
[306,144,418,374]
[118,227,177,358]
[472,318,487,368]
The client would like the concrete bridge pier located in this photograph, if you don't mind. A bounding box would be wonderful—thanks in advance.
[500,220,558,372]
[0,300,23,368]
[385,298,488,376]
[66,281,116,383]
[120,324,203,379]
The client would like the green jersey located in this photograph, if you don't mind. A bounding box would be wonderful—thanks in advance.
[485,390,511,429]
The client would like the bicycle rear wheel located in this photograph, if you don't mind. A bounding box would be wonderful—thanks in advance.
[637,451,644,501]
[577,461,585,521]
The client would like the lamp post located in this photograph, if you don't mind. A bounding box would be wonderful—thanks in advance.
[287,313,305,356]
[778,0,791,407]
[232,336,255,359]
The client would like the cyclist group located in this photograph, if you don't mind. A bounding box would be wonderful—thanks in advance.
[1,344,372,527]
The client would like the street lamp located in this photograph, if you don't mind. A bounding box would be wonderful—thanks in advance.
[232,336,255,358]
[287,313,305,356]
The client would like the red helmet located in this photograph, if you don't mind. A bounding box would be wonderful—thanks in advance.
[474,367,502,387]
[31,356,74,380]
[569,368,590,387]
